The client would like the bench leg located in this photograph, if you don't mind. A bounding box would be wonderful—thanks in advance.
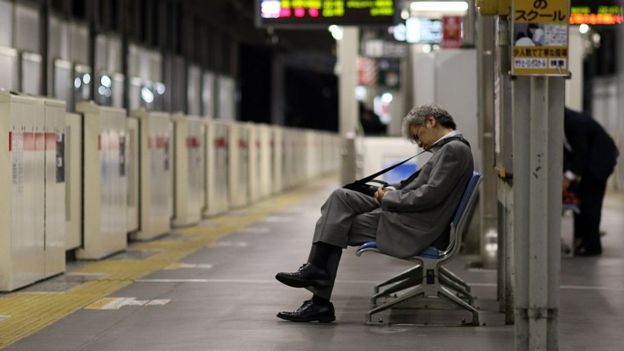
[372,276,422,306]
[440,266,471,293]
[366,284,425,325]
[438,285,480,325]
[439,274,474,304]
[374,264,422,294]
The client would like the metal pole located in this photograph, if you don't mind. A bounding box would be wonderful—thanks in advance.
[337,26,359,184]
[512,75,530,351]
[337,26,359,135]
[528,76,549,349]
[547,78,564,350]
[513,75,563,351]
[495,16,515,324]
[476,14,498,269]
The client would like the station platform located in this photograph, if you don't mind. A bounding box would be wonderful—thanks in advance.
[1,177,623,350]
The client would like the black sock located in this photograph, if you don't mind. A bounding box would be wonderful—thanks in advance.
[312,294,330,305]
[308,242,341,268]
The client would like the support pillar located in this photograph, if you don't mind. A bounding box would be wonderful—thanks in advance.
[337,27,359,184]
[512,76,563,351]
[476,12,498,269]
[495,16,515,324]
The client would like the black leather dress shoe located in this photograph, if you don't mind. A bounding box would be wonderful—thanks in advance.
[277,299,335,323]
[275,263,330,288]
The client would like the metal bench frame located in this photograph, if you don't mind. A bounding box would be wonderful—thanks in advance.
[356,172,482,325]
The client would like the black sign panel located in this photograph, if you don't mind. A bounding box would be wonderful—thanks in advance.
[56,133,65,183]
[256,0,397,27]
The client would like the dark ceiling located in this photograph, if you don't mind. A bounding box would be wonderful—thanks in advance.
[183,0,336,55]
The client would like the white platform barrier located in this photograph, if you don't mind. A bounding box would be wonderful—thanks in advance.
[270,126,283,194]
[43,98,66,277]
[76,102,128,259]
[130,110,173,241]
[229,122,250,208]
[0,93,66,291]
[172,114,205,227]
[281,128,295,189]
[126,117,140,233]
[64,112,82,250]
[294,129,307,186]
[247,123,262,204]
[204,120,230,216]
[257,124,271,199]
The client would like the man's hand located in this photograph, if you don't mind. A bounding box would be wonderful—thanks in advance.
[374,187,394,202]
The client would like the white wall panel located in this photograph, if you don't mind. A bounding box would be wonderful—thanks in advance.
[76,103,128,259]
[52,59,72,106]
[48,16,70,61]
[270,127,283,194]
[43,99,66,277]
[202,71,215,118]
[15,4,39,53]
[64,113,82,250]
[247,124,259,203]
[130,110,173,241]
[204,120,230,216]
[148,51,162,82]
[0,47,19,91]
[411,48,480,170]
[434,49,480,170]
[126,117,139,233]
[411,50,436,106]
[187,65,201,116]
[0,0,13,48]
[112,73,124,108]
[21,52,42,95]
[258,124,271,198]
[0,92,45,291]
[229,123,249,208]
[69,23,88,64]
[172,114,204,226]
[217,75,235,120]
[48,16,71,97]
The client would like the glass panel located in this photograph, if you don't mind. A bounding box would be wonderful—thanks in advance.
[53,59,72,106]
[21,52,42,95]
[0,47,18,91]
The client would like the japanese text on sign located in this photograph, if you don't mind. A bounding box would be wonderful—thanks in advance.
[514,0,569,24]
[512,0,569,76]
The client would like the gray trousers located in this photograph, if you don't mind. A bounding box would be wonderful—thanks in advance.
[307,188,381,299]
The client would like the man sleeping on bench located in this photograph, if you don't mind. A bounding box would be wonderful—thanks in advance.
[274,104,474,323]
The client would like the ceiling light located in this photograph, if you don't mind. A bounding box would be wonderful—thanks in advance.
[410,1,469,12]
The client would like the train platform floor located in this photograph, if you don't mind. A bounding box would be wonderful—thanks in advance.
[1,177,623,350]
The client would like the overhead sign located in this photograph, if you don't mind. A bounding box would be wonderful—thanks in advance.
[569,4,623,25]
[256,0,397,27]
[441,16,463,48]
[512,0,570,76]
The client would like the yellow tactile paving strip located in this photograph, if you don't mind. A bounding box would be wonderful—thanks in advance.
[0,176,335,349]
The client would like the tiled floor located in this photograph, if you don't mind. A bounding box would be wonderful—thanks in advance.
[2,182,623,350]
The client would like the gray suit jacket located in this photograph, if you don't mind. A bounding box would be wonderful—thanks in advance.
[376,134,474,258]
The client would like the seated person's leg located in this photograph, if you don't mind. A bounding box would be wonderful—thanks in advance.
[313,188,380,247]
[275,193,380,323]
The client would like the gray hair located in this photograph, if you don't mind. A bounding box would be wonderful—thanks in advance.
[402,105,456,142]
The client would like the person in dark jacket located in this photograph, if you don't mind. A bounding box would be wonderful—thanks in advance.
[563,107,619,256]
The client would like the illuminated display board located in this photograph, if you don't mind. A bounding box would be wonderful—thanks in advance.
[570,0,623,24]
[256,0,397,27]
